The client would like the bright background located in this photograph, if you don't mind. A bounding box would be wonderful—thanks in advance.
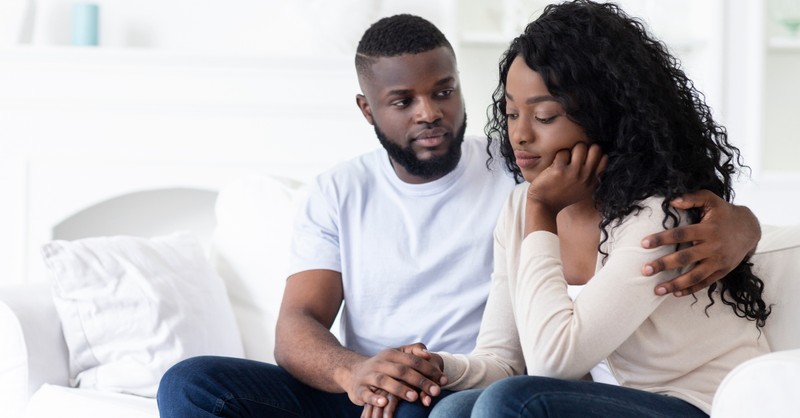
[0,0,798,285]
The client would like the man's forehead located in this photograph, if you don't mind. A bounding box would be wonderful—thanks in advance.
[362,48,458,94]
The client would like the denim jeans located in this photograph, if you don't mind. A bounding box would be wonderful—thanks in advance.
[157,355,447,418]
[430,376,708,418]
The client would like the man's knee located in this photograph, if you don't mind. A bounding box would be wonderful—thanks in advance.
[160,356,216,392]
[157,355,232,415]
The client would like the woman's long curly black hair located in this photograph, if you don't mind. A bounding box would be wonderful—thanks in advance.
[486,0,769,327]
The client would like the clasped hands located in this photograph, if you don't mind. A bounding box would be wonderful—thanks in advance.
[345,343,443,418]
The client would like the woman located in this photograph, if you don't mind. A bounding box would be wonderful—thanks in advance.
[422,1,771,416]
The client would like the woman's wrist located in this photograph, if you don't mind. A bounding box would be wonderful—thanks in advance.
[525,199,558,235]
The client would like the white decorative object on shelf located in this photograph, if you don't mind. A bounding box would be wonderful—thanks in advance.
[0,0,35,46]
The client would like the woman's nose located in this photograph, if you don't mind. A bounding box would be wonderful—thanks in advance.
[510,116,533,145]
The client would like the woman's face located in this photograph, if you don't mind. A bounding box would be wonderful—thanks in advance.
[505,55,590,183]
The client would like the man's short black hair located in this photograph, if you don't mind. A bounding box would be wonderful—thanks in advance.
[355,14,453,78]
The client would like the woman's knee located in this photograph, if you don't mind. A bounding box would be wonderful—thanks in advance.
[472,376,558,416]
[430,389,483,418]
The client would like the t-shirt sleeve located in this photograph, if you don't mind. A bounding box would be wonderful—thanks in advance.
[288,176,342,275]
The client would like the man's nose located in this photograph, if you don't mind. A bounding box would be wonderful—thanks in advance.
[415,98,442,124]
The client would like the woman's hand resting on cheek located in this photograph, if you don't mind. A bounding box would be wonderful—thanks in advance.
[526,142,608,221]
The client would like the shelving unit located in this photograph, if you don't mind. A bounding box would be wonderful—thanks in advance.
[767,36,800,50]
[723,1,800,226]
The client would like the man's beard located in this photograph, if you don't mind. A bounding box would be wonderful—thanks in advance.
[375,116,467,180]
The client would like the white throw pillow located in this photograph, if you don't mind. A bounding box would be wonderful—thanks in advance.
[43,232,244,397]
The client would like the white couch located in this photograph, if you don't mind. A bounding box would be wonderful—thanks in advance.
[0,174,308,418]
[0,174,798,417]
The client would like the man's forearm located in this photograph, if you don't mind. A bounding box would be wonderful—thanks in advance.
[275,312,364,393]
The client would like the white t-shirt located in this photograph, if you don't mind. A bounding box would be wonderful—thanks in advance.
[289,136,516,355]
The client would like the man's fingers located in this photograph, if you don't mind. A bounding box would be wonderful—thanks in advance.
[642,223,708,249]
[394,351,444,389]
[654,264,724,296]
[671,189,718,210]
[398,343,431,360]
[668,269,726,297]
[364,349,444,401]
[360,386,388,407]
[360,369,418,403]
[368,366,430,401]
[643,245,706,276]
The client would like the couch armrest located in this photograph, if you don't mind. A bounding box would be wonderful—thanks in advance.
[712,349,800,417]
[752,224,800,351]
[0,282,70,417]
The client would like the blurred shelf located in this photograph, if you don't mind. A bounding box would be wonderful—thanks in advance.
[0,45,353,69]
[460,32,514,47]
[768,36,800,50]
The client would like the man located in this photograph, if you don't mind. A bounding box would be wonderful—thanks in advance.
[157,14,761,418]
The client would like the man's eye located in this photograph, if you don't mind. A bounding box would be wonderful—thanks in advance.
[437,89,454,98]
[392,99,411,108]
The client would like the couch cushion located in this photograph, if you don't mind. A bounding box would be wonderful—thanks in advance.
[25,384,157,418]
[43,232,244,397]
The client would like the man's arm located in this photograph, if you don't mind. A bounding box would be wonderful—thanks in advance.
[274,269,444,408]
[641,190,761,296]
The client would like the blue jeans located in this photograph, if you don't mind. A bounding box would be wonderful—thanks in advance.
[430,376,708,418]
[157,355,448,418]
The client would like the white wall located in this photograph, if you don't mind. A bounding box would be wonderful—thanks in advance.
[0,0,798,284]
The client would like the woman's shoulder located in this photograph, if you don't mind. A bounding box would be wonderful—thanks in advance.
[507,182,530,212]
[495,182,529,233]
[607,196,687,245]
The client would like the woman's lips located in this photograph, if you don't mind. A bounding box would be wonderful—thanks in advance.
[514,151,541,169]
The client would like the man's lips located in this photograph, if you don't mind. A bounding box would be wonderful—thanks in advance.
[414,128,449,147]
[514,150,541,169]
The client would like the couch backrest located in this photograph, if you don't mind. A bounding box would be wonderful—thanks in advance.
[751,224,800,351]
[210,175,306,363]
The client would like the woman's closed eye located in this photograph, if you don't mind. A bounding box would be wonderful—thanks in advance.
[535,115,557,124]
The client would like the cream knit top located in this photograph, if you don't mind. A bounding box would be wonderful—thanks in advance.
[438,184,770,414]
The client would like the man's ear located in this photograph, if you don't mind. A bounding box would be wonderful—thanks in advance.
[355,94,374,125]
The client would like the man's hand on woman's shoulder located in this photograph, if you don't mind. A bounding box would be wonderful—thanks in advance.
[640,190,760,296]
